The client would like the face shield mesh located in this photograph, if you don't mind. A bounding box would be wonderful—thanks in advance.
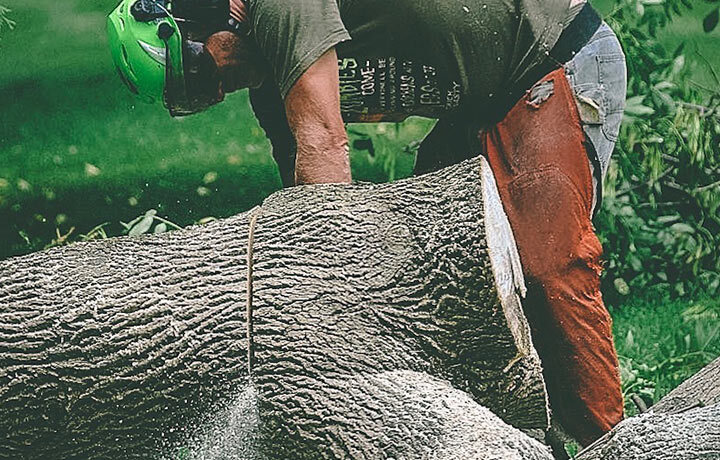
[184,40,223,108]
[173,0,231,41]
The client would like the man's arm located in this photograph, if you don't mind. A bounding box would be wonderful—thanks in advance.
[284,48,350,185]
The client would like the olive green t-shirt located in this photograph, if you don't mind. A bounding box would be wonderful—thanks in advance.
[246,0,573,122]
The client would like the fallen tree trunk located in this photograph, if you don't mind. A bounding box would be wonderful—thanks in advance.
[650,355,720,414]
[576,356,720,460]
[0,157,550,458]
[574,404,720,460]
[244,371,554,460]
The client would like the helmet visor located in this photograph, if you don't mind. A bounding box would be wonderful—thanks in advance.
[163,36,223,117]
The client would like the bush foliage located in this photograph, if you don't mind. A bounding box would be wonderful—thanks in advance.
[597,0,720,300]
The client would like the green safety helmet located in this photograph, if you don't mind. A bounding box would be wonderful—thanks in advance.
[107,0,224,116]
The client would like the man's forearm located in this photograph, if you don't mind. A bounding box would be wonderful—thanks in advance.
[293,128,350,185]
[284,48,351,185]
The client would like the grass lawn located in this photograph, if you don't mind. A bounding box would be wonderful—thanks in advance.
[613,292,720,413]
[0,0,271,258]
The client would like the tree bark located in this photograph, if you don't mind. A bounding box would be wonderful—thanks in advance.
[0,157,549,459]
[576,356,720,460]
[650,356,720,414]
[202,372,553,460]
[1,214,253,458]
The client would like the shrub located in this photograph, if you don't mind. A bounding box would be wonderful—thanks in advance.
[597,0,720,301]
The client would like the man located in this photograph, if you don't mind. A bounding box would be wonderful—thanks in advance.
[108,0,626,447]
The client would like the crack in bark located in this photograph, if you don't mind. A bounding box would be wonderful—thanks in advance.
[246,207,262,376]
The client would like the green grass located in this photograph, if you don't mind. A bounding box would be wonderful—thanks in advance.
[613,292,720,414]
[0,0,275,258]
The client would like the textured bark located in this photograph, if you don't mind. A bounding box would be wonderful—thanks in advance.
[650,356,720,414]
[0,217,252,458]
[0,157,549,459]
[576,357,720,460]
[180,373,555,460]
[574,403,720,460]
[258,371,553,460]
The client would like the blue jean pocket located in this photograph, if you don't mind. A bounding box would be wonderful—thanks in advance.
[597,54,627,142]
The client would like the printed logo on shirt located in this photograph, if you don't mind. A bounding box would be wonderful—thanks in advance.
[338,57,462,122]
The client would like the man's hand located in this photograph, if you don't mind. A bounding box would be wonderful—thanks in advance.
[205,31,243,94]
[284,48,351,185]
[229,0,247,23]
[205,30,267,93]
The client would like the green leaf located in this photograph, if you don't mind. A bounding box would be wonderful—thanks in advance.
[703,7,719,32]
[614,278,630,296]
[625,329,635,348]
[653,81,675,91]
[670,222,696,234]
[120,218,139,230]
[153,223,168,234]
[197,216,217,225]
[128,210,157,237]
[0,5,16,33]
[625,95,646,106]
[624,101,656,117]
[657,215,681,224]
[671,55,686,75]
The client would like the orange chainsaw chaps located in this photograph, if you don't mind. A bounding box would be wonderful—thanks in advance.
[481,67,624,446]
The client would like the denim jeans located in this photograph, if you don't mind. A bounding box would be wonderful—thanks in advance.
[564,22,627,213]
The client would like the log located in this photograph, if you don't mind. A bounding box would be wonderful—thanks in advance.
[650,356,720,414]
[0,157,550,458]
[576,356,720,460]
[189,372,554,460]
[574,403,720,460]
